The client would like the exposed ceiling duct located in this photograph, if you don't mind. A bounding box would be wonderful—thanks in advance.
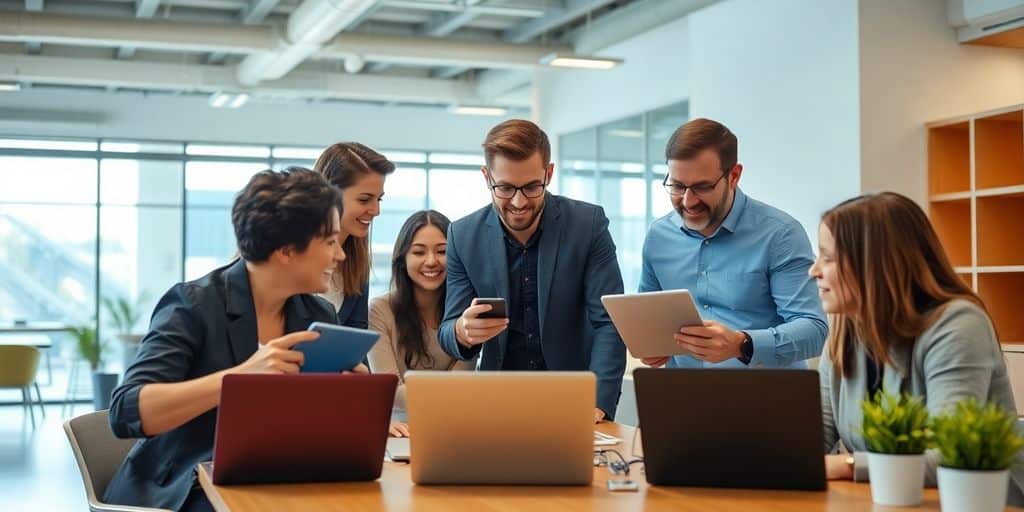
[236,0,379,86]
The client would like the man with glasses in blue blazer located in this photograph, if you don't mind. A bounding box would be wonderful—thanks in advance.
[438,119,626,423]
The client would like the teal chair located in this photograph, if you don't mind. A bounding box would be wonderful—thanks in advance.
[0,345,44,427]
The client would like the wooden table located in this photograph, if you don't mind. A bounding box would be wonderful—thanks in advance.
[197,423,986,512]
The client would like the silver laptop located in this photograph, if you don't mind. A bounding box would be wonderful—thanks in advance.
[405,371,595,485]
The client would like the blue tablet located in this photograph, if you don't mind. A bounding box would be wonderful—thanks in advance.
[296,322,380,373]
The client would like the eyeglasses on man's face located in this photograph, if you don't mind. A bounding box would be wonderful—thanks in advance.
[662,170,729,197]
[487,172,549,199]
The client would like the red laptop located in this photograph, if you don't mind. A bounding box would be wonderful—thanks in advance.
[211,373,397,485]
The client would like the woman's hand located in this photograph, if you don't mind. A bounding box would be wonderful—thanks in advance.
[234,331,319,374]
[389,421,410,437]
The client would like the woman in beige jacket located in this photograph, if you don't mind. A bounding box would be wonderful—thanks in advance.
[369,210,476,437]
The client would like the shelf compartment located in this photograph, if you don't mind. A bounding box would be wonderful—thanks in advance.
[978,272,1024,343]
[975,110,1024,189]
[928,122,971,195]
[977,193,1024,267]
[929,199,972,268]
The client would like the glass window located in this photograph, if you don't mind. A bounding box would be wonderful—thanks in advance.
[0,156,97,204]
[384,167,427,211]
[100,141,184,154]
[185,161,265,207]
[185,144,270,158]
[383,151,427,164]
[429,169,491,221]
[0,138,97,151]
[428,152,484,166]
[559,127,597,203]
[599,115,645,175]
[184,161,264,279]
[272,146,322,160]
[101,159,183,206]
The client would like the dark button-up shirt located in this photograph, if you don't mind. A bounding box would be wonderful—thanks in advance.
[502,224,545,371]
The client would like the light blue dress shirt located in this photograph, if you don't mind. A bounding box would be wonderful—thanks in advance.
[638,188,827,369]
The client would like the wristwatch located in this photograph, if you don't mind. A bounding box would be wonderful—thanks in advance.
[738,331,754,364]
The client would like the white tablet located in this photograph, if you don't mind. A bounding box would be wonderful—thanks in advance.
[601,290,704,359]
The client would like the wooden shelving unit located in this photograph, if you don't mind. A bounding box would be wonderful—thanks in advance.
[928,106,1024,349]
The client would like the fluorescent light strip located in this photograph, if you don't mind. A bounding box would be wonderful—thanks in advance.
[0,82,22,91]
[540,53,622,70]
[450,105,508,116]
[228,93,250,109]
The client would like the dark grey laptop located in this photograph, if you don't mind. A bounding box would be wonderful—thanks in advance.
[634,368,826,491]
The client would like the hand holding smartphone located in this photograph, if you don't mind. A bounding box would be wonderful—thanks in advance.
[474,297,507,319]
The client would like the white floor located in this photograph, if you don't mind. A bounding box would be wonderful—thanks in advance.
[0,404,92,511]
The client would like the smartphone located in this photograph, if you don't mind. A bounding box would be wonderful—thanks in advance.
[475,297,507,319]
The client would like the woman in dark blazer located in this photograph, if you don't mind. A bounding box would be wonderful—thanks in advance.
[104,167,363,512]
[313,143,395,327]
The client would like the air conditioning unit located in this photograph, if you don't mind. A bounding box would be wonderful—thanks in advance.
[949,0,1024,47]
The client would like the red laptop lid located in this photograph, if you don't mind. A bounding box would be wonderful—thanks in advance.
[211,373,398,485]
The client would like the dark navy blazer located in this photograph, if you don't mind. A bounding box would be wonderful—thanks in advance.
[437,194,627,418]
[336,282,369,329]
[103,259,337,511]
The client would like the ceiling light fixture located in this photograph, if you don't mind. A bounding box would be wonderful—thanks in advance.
[209,91,250,109]
[539,53,622,70]
[0,81,22,92]
[449,105,508,116]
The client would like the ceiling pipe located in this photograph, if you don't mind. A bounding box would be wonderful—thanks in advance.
[236,0,379,87]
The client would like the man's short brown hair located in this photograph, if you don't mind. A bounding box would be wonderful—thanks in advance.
[664,118,737,170]
[482,119,551,168]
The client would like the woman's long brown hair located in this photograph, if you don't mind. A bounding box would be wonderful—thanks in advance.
[313,142,395,296]
[823,192,985,377]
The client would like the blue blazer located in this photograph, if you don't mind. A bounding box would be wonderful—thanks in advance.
[438,194,627,418]
[337,282,369,329]
[104,259,337,511]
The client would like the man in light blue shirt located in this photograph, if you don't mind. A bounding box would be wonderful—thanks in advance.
[640,118,826,369]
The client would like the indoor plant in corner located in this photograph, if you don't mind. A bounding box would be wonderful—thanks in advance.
[931,397,1024,512]
[102,294,146,372]
[861,391,931,506]
[71,324,118,410]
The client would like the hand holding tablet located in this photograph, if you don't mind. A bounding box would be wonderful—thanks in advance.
[601,290,704,359]
[294,322,380,373]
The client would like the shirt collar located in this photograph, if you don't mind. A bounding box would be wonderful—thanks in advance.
[676,187,748,239]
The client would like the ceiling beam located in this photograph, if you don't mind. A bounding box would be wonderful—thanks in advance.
[0,53,529,106]
[503,0,616,43]
[382,0,544,18]
[320,32,570,69]
[24,0,42,54]
[117,0,162,60]
[207,0,281,64]
[422,9,479,37]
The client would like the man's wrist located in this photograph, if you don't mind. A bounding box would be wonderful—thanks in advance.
[737,330,753,364]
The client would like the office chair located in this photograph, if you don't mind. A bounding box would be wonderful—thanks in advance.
[0,345,44,428]
[64,410,171,512]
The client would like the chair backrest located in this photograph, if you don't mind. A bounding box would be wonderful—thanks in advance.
[0,345,40,387]
[64,410,141,510]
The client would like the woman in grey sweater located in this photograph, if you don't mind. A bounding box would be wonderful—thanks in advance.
[809,192,1023,504]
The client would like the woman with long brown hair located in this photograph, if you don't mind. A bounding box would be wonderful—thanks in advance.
[811,192,1022,503]
[367,210,476,437]
[313,142,395,327]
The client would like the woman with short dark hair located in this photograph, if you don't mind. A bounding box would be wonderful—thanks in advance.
[104,167,363,512]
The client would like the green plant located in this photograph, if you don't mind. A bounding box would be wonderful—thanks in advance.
[931,397,1024,470]
[70,325,104,372]
[861,392,932,454]
[102,294,144,335]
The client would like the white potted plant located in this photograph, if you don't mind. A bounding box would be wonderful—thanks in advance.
[861,392,931,506]
[932,397,1024,512]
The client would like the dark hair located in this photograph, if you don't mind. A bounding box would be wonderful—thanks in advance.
[389,210,451,369]
[482,119,551,168]
[664,118,738,170]
[231,167,340,263]
[313,142,396,296]
[822,192,985,377]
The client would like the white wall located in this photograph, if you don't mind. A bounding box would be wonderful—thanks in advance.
[687,0,862,241]
[858,0,1024,205]
[0,88,506,152]
[536,15,692,137]
[538,0,862,243]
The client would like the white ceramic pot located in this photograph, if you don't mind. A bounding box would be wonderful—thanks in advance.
[937,466,1009,512]
[867,452,925,506]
